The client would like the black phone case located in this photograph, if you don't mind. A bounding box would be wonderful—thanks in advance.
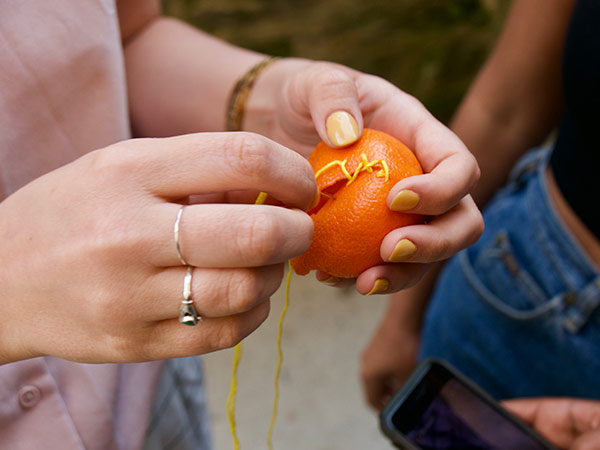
[379,358,557,450]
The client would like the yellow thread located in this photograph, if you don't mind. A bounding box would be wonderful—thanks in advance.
[226,343,243,450]
[362,154,373,172]
[226,191,269,450]
[314,153,390,187]
[227,155,389,448]
[267,261,292,449]
[378,160,390,181]
[255,191,269,205]
[314,159,350,180]
[346,160,365,185]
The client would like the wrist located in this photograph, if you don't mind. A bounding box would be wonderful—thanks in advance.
[0,256,39,364]
[225,56,280,132]
[0,304,34,365]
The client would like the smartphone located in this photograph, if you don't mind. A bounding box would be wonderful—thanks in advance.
[380,359,557,450]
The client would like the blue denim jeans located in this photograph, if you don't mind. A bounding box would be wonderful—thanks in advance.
[419,147,600,400]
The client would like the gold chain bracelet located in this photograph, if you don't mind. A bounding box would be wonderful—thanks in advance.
[225,56,280,132]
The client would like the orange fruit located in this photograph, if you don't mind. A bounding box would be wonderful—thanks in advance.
[290,128,424,278]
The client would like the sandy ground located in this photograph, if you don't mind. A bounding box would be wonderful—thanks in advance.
[202,270,396,450]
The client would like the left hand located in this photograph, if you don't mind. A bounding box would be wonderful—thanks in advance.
[503,397,600,450]
[247,58,484,294]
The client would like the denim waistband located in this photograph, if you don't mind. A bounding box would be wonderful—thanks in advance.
[512,147,600,332]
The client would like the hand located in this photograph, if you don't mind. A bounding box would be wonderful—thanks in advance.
[0,132,317,364]
[503,397,600,450]
[360,266,440,411]
[360,315,420,411]
[247,58,484,294]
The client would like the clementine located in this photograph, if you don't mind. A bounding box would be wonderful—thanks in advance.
[290,128,424,278]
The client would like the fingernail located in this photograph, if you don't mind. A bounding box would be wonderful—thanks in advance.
[389,239,417,262]
[326,111,359,147]
[366,278,390,296]
[320,276,341,285]
[390,190,420,211]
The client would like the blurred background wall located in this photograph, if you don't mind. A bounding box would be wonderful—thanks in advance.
[159,1,511,449]
[162,0,510,123]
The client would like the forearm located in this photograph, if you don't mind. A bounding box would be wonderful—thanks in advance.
[450,94,540,207]
[124,17,266,137]
[451,0,574,207]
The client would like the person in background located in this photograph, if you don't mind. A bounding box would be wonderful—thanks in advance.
[0,0,482,448]
[363,0,600,447]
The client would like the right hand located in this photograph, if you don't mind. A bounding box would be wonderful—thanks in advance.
[0,132,317,364]
[360,315,420,411]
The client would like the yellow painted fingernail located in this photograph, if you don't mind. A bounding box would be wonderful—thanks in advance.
[389,239,417,262]
[366,278,389,296]
[320,276,341,285]
[326,111,359,147]
[390,190,420,211]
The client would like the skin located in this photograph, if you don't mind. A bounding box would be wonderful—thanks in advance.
[504,398,600,450]
[361,1,600,446]
[361,0,575,410]
[0,0,482,364]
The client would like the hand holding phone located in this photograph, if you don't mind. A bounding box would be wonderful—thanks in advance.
[380,359,557,450]
[503,397,600,449]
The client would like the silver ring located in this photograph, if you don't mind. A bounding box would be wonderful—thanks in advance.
[174,205,189,265]
[179,266,201,326]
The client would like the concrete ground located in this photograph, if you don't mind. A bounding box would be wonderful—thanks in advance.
[202,270,396,450]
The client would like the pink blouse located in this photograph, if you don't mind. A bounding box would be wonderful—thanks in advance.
[0,1,164,448]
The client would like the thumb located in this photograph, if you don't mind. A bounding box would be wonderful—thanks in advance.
[502,398,543,425]
[294,63,364,147]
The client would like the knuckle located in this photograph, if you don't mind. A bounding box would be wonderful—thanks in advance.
[402,266,428,290]
[213,322,248,350]
[436,234,453,260]
[225,132,273,179]
[210,302,270,351]
[120,338,147,361]
[84,223,144,277]
[101,329,146,362]
[317,67,350,86]
[464,199,485,246]
[227,269,265,312]
[312,68,355,98]
[86,139,159,197]
[238,210,281,263]
[402,92,426,111]
[472,211,485,243]
[294,213,315,254]
[88,139,143,180]
[468,152,482,186]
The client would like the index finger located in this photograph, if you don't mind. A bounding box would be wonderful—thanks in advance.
[120,132,319,210]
